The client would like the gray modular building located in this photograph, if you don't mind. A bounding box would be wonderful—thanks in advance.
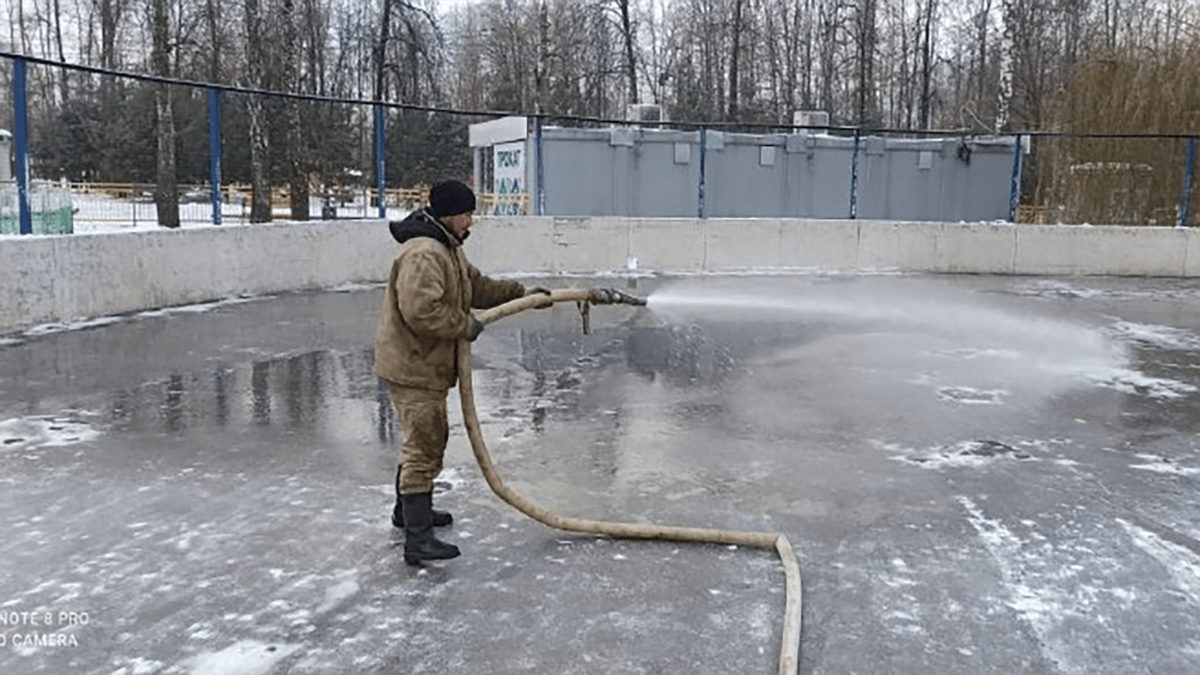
[527,126,1018,221]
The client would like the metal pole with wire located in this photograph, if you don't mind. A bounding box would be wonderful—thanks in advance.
[1180,137,1196,228]
[208,88,222,225]
[14,58,33,235]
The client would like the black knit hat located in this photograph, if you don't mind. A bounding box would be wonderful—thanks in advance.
[429,180,476,217]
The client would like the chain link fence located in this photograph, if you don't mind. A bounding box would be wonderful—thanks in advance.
[2,53,1198,233]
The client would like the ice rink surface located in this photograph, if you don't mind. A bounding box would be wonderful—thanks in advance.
[1,273,1199,674]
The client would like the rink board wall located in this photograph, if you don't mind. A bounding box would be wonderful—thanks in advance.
[3,217,1200,332]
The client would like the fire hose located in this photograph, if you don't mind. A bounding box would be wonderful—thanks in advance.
[455,287,803,675]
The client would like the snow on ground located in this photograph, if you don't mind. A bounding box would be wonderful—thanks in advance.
[1,192,412,239]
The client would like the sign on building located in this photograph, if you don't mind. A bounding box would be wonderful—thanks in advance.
[492,141,525,215]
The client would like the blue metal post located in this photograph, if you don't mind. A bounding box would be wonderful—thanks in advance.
[14,58,33,235]
[698,127,707,218]
[535,115,544,215]
[374,105,386,219]
[208,88,222,225]
[1180,137,1196,228]
[1008,134,1023,222]
[848,129,861,219]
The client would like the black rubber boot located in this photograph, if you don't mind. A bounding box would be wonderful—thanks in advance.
[402,492,461,566]
[392,466,452,528]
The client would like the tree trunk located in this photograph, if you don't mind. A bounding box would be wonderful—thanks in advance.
[245,0,272,223]
[857,0,877,126]
[728,0,744,121]
[976,0,990,104]
[52,0,69,100]
[151,0,179,228]
[618,0,638,106]
[375,0,392,101]
[283,0,309,220]
[206,0,222,81]
[247,98,272,223]
[997,0,1016,131]
[918,0,935,129]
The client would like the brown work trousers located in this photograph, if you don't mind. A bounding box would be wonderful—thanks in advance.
[388,383,450,495]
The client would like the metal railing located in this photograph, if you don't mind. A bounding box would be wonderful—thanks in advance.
[3,52,1199,233]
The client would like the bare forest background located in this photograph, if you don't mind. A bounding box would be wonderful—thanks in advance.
[5,0,1200,226]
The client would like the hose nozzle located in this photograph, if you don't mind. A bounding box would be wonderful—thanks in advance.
[589,287,647,306]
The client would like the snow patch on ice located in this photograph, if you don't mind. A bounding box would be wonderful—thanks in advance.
[881,439,1039,469]
[957,496,1081,671]
[15,296,268,340]
[111,657,165,675]
[330,282,381,293]
[315,574,360,615]
[1015,281,1113,300]
[928,348,1021,361]
[135,296,260,318]
[1128,454,1200,476]
[1109,320,1200,350]
[876,557,924,637]
[1119,519,1200,605]
[23,315,124,336]
[182,639,300,675]
[0,415,100,450]
[433,465,469,492]
[936,386,1007,405]
[1088,368,1197,399]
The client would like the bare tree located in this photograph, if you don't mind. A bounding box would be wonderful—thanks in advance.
[203,0,224,82]
[615,0,639,105]
[282,0,309,219]
[918,0,937,129]
[150,0,180,228]
[244,0,272,222]
[996,0,1016,130]
[855,0,878,125]
[374,0,441,103]
[727,0,745,120]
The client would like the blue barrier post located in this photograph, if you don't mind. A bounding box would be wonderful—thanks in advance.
[1180,137,1196,228]
[374,105,386,219]
[1008,134,1022,222]
[698,127,707,218]
[849,129,861,219]
[208,88,222,225]
[535,115,544,215]
[14,58,32,235]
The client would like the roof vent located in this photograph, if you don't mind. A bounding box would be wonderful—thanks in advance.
[792,110,830,128]
[626,104,665,123]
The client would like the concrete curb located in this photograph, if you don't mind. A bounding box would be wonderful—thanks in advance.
[3,217,1197,333]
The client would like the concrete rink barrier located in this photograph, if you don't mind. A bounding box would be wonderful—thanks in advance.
[2,217,1199,333]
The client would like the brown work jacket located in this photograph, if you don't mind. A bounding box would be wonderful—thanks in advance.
[374,209,526,391]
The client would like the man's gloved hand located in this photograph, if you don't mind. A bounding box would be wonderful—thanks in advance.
[466,315,485,342]
[589,287,647,306]
[590,287,619,304]
[526,286,553,309]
